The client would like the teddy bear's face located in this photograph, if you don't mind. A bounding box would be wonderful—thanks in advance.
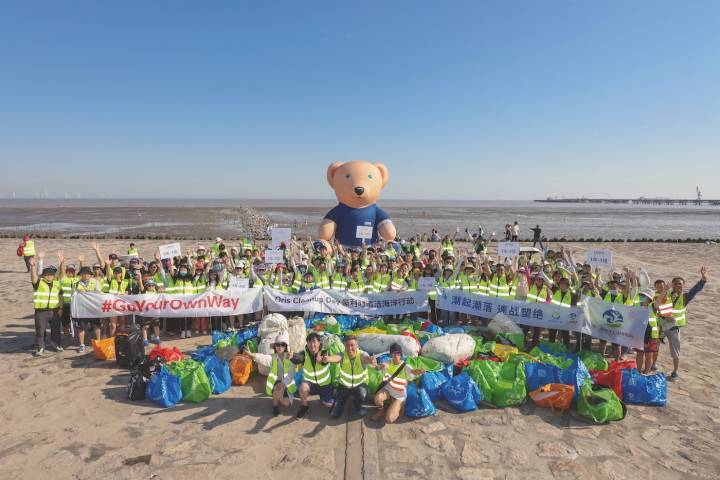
[327,160,389,209]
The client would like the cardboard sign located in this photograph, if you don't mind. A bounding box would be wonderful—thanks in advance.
[159,243,182,260]
[356,225,373,240]
[498,241,520,258]
[228,276,250,291]
[418,277,437,291]
[271,228,292,249]
[264,249,285,265]
[586,249,613,268]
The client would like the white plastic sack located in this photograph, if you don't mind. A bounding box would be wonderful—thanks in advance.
[287,316,307,355]
[487,314,524,336]
[256,337,275,376]
[421,334,476,364]
[259,313,288,338]
[358,334,419,358]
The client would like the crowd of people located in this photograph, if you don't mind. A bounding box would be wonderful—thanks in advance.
[24,229,707,390]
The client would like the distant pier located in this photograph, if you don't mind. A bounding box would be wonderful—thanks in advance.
[535,198,720,206]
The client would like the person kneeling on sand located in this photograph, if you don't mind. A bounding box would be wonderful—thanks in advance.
[245,332,297,416]
[372,343,424,424]
[321,335,376,419]
[291,332,334,418]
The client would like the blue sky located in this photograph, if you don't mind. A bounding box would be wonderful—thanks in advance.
[1,1,718,200]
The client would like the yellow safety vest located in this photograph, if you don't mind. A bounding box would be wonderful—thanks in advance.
[34,280,61,310]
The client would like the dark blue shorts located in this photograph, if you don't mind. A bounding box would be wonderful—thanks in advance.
[303,382,334,404]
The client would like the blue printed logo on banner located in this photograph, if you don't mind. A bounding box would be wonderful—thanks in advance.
[603,309,624,328]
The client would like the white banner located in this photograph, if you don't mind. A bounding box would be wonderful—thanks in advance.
[262,287,428,316]
[586,248,613,269]
[71,289,264,318]
[436,289,587,333]
[159,242,182,260]
[498,241,520,258]
[582,296,648,350]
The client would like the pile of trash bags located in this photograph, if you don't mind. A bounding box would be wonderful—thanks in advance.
[129,311,668,421]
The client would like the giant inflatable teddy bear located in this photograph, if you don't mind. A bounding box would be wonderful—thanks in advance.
[319,160,397,248]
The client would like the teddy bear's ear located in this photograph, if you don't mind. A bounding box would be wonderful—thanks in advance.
[374,162,389,188]
[327,162,344,187]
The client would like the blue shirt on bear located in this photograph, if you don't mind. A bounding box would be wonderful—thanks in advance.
[324,203,390,248]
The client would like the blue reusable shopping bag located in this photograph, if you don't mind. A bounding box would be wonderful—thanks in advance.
[145,366,183,408]
[421,370,451,401]
[203,356,232,395]
[621,369,667,406]
[441,372,483,412]
[405,382,436,418]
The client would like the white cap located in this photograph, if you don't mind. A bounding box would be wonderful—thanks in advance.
[216,237,222,242]
[197,245,206,251]
[272,332,290,346]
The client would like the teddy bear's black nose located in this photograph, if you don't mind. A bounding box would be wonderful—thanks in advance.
[354,187,365,196]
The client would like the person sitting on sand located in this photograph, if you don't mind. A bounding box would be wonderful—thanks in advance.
[245,332,297,416]
[321,335,376,419]
[291,332,334,418]
[372,343,424,424]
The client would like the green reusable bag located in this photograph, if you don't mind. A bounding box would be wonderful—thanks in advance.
[528,347,573,369]
[580,350,609,372]
[538,340,569,354]
[577,382,626,424]
[473,337,495,355]
[367,367,383,400]
[167,359,212,403]
[245,338,258,354]
[405,356,444,373]
[465,360,526,407]
[496,332,526,350]
[326,335,345,384]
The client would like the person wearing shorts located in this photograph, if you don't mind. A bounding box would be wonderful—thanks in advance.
[633,289,657,373]
[372,343,425,424]
[75,266,103,352]
[292,332,334,418]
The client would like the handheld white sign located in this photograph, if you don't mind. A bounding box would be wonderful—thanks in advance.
[271,228,292,249]
[586,249,613,268]
[264,249,285,265]
[498,241,520,258]
[418,277,437,291]
[356,225,373,240]
[159,243,182,260]
[228,276,250,291]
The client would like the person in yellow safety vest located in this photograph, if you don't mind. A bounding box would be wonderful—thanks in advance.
[372,343,425,424]
[75,266,102,352]
[22,234,36,272]
[384,241,397,260]
[440,235,454,256]
[661,267,707,380]
[58,260,80,347]
[526,273,550,347]
[139,279,162,347]
[390,264,409,291]
[362,265,376,292]
[331,263,349,290]
[241,236,254,253]
[548,277,575,347]
[244,332,298,416]
[311,260,330,289]
[373,264,391,293]
[456,262,480,293]
[127,242,139,257]
[211,237,223,256]
[29,254,63,356]
[293,332,335,418]
[191,265,209,336]
[106,266,130,338]
[322,335,376,418]
[405,267,421,292]
[633,289,659,374]
[170,264,195,338]
[348,267,367,294]
[267,263,286,289]
[488,263,513,299]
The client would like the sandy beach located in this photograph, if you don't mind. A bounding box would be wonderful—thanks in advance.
[1,239,719,480]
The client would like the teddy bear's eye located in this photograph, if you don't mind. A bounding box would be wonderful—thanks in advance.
[368,174,373,179]
[345,174,351,179]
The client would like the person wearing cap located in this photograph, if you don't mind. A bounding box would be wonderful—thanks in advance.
[290,332,334,418]
[211,237,223,257]
[127,242,139,257]
[372,343,425,424]
[440,233,455,256]
[661,266,708,380]
[58,257,80,347]
[597,277,629,358]
[245,332,297,416]
[75,266,103,351]
[311,257,331,289]
[105,265,131,337]
[29,251,63,356]
[436,259,461,326]
[526,272,551,347]
[21,234,36,272]
[321,335,376,418]
[139,279,162,346]
[634,289,660,374]
[168,261,195,337]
